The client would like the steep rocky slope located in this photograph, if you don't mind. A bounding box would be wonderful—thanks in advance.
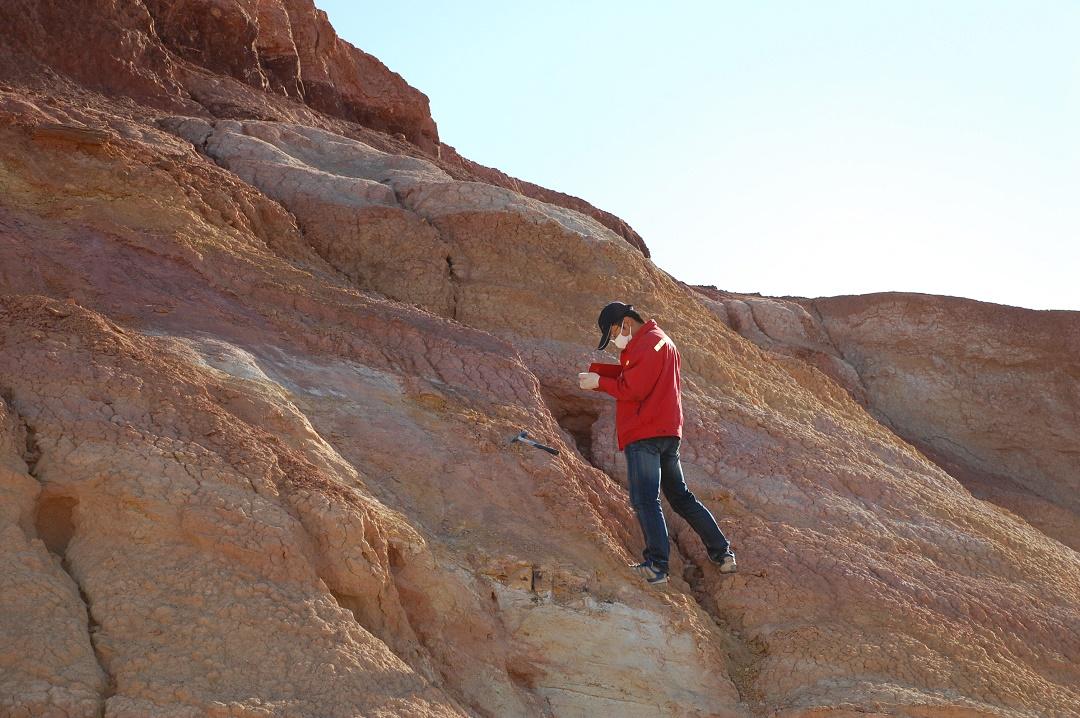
[808,293,1080,552]
[696,287,1080,553]
[1,3,1078,717]
[0,0,646,256]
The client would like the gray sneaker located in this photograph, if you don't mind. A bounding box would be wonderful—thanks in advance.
[709,551,737,574]
[630,562,669,585]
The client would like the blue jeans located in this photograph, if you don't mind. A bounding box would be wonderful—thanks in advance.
[625,436,731,574]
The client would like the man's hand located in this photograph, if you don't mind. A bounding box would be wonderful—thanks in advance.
[578,372,600,390]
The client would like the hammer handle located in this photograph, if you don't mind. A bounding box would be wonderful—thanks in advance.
[523,438,560,455]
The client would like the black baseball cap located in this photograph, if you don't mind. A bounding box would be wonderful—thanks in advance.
[596,301,643,350]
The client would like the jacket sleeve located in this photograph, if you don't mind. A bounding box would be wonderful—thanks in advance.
[596,346,663,401]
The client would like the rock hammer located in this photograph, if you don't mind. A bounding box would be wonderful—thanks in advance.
[510,430,560,455]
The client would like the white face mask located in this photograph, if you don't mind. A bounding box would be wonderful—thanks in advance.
[613,326,631,349]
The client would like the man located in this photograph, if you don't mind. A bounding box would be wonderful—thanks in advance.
[578,301,736,585]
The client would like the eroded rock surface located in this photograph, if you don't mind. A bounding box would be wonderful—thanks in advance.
[0,393,108,717]
[701,287,1080,554]
[808,293,1080,552]
[0,0,646,256]
[0,4,1078,718]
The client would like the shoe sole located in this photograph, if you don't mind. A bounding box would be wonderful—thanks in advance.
[630,565,669,584]
[710,558,738,574]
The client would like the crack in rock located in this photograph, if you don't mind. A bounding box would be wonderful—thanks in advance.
[15,405,116,714]
[670,528,768,716]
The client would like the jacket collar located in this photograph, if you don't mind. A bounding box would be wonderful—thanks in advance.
[621,319,657,353]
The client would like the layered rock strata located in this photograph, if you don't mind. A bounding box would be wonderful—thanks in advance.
[0,3,1078,716]
[697,286,1080,554]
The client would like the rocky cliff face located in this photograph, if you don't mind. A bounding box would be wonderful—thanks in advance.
[696,288,1080,553]
[0,0,642,255]
[0,3,1078,718]
[808,293,1080,551]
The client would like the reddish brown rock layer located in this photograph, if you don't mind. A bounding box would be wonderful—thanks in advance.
[0,113,740,717]
[0,0,647,255]
[808,292,1080,552]
[0,4,1077,717]
[695,286,1080,553]
[437,143,651,257]
[0,0,197,113]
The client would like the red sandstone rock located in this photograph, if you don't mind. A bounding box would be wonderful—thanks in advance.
[279,0,439,152]
[437,142,651,257]
[693,285,868,405]
[702,286,1080,554]
[0,0,648,258]
[253,0,303,98]
[0,4,1077,718]
[143,0,270,91]
[0,0,198,113]
[808,292,1080,552]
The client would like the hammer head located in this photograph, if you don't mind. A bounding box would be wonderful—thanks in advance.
[510,430,528,444]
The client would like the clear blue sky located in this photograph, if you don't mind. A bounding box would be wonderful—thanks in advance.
[316,2,1080,311]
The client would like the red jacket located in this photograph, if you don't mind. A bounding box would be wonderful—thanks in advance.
[592,319,683,450]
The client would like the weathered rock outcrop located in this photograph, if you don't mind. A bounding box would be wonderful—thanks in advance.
[0,114,742,716]
[0,4,1078,717]
[436,143,651,258]
[0,0,647,255]
[808,293,1080,552]
[0,394,107,717]
[0,0,437,148]
[692,286,868,405]
[699,287,1080,554]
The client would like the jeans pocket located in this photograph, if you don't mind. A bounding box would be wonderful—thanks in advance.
[630,437,661,455]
